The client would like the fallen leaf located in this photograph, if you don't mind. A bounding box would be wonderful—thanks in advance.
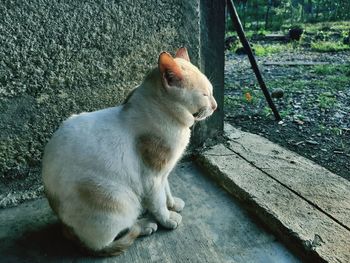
[244,92,252,102]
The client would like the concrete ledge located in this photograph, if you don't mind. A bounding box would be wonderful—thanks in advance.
[195,124,350,263]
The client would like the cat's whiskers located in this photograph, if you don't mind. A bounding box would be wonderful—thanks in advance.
[206,73,221,96]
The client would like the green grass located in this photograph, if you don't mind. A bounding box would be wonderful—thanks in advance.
[318,125,344,136]
[303,21,350,33]
[330,127,343,136]
[318,93,337,109]
[224,87,263,110]
[231,21,349,36]
[279,107,293,118]
[311,64,350,91]
[313,64,350,75]
[327,75,350,90]
[253,43,295,56]
[242,87,259,102]
[224,95,240,109]
[313,65,339,75]
[311,41,350,52]
[268,78,311,92]
[262,106,272,117]
[268,73,349,94]
[229,43,242,53]
[324,21,350,31]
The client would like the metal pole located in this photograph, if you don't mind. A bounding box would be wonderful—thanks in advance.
[227,0,282,121]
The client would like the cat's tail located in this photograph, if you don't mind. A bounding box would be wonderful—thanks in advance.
[94,224,141,257]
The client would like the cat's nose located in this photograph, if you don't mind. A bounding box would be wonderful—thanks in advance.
[211,99,217,111]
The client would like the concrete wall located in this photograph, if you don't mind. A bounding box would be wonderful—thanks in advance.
[0,0,224,206]
[193,0,225,147]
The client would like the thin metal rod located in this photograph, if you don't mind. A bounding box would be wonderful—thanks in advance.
[227,0,282,121]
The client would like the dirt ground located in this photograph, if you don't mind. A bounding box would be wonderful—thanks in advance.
[225,47,350,181]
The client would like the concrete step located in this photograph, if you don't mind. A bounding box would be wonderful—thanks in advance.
[195,123,350,263]
[0,162,299,263]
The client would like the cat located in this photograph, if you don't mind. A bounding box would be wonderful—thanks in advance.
[42,47,217,256]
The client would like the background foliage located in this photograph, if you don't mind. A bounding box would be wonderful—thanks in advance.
[228,0,350,31]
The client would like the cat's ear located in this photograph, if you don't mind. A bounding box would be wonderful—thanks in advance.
[175,47,190,62]
[158,52,183,88]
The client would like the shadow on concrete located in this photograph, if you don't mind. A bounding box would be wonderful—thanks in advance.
[1,222,86,262]
[0,162,300,263]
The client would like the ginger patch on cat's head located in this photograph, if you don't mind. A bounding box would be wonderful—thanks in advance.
[158,48,217,122]
[158,51,183,89]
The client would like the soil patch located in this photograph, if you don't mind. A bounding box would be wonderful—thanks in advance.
[225,49,350,180]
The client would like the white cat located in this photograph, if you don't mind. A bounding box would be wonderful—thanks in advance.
[42,47,217,256]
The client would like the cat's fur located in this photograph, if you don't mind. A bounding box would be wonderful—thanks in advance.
[42,48,217,256]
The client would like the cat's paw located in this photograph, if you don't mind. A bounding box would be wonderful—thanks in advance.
[138,218,158,236]
[162,211,182,229]
[168,197,185,213]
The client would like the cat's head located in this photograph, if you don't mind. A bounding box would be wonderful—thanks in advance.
[158,48,217,122]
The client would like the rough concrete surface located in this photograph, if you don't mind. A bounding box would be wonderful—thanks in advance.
[224,124,350,229]
[191,0,225,148]
[0,162,299,263]
[0,0,200,205]
[196,124,350,263]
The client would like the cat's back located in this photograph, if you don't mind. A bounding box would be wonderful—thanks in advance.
[59,106,122,136]
[47,106,126,148]
[42,105,135,180]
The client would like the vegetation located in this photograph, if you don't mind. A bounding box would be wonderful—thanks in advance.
[224,17,350,179]
[318,93,337,109]
[228,0,350,32]
[227,20,349,55]
[253,43,295,56]
[311,41,350,52]
[313,64,350,76]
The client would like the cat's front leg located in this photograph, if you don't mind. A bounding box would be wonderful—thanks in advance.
[147,182,182,229]
[165,179,185,213]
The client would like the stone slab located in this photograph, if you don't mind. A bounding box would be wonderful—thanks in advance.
[264,61,330,66]
[196,143,350,263]
[0,162,299,263]
[224,123,350,229]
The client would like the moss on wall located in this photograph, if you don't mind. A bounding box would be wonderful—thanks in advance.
[0,0,200,198]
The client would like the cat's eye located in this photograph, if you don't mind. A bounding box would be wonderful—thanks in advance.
[203,93,208,97]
